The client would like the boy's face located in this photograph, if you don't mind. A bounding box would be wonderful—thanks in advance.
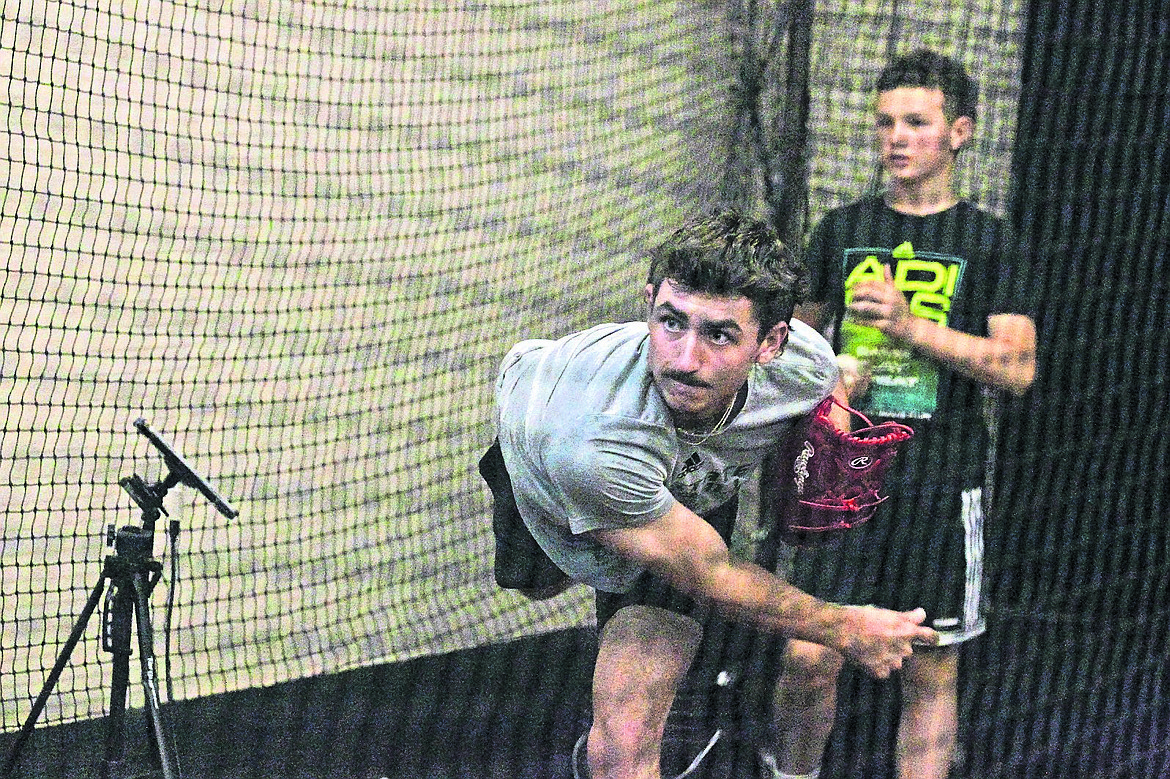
[875,86,972,190]
[644,279,787,428]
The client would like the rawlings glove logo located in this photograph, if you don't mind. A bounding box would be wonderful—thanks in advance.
[793,441,814,495]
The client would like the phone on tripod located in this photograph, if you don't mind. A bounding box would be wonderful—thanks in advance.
[3,421,237,779]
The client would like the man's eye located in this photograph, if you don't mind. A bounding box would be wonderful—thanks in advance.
[660,315,682,331]
[709,331,734,345]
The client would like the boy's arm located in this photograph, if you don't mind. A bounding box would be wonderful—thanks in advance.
[848,266,1036,395]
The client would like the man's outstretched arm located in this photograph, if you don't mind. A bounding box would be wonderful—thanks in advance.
[594,500,937,678]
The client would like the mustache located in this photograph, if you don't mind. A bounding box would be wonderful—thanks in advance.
[661,370,710,389]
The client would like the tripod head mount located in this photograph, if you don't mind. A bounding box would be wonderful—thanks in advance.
[120,419,239,531]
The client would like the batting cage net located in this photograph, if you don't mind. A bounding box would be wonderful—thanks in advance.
[2,0,1167,777]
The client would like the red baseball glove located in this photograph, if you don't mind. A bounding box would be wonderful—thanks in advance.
[772,396,914,545]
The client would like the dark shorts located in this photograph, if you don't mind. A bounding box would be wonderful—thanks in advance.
[594,499,740,630]
[479,440,571,596]
[788,484,987,645]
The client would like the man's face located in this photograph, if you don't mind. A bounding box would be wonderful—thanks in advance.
[645,279,787,427]
[876,86,970,189]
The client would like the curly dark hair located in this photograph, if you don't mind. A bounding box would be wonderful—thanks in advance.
[646,209,808,338]
[876,48,978,124]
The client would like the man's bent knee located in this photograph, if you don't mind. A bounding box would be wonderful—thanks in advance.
[587,717,660,778]
[593,605,703,706]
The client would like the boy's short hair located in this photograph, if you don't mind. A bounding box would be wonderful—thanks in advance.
[876,48,978,124]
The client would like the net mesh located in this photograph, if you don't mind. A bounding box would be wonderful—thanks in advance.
[2,0,1167,775]
[0,0,739,727]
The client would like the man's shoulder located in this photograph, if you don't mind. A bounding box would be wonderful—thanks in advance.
[500,321,665,437]
[557,320,648,353]
[506,321,647,368]
[750,319,838,408]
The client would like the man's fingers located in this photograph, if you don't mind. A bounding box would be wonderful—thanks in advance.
[902,607,927,623]
[899,608,939,645]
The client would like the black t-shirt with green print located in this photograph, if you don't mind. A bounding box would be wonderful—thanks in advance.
[803,197,1035,494]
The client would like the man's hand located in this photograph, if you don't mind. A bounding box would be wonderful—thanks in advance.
[846,265,915,342]
[834,605,938,678]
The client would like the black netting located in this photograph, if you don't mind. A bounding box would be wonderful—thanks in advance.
[1,1,1166,777]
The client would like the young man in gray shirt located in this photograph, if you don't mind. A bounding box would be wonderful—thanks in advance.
[491,210,938,779]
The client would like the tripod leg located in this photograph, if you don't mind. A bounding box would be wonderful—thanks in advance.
[102,578,134,779]
[2,576,106,778]
[131,571,180,779]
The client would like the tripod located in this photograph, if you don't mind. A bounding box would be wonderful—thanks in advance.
[3,420,238,779]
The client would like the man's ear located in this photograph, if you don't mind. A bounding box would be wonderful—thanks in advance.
[644,283,656,309]
[949,115,974,152]
[755,321,789,365]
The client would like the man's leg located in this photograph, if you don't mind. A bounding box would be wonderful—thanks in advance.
[588,605,703,779]
[896,644,959,779]
[764,638,843,778]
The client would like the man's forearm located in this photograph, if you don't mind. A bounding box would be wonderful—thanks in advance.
[596,502,935,677]
[687,559,934,678]
[696,559,856,649]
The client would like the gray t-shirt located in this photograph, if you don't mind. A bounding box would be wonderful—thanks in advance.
[494,319,838,592]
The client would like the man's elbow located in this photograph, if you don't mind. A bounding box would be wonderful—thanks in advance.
[647,552,727,598]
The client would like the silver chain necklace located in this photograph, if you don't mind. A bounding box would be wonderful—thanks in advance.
[675,392,737,447]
